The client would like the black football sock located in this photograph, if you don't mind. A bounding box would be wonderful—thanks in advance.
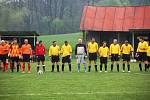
[95,65,97,72]
[51,64,54,72]
[127,64,130,71]
[42,65,45,72]
[105,64,107,71]
[11,63,14,72]
[145,64,147,72]
[117,64,119,72]
[17,64,19,72]
[111,64,113,71]
[139,63,142,71]
[62,64,64,72]
[57,65,59,72]
[69,64,71,72]
[123,63,125,71]
[100,64,102,71]
[88,66,91,72]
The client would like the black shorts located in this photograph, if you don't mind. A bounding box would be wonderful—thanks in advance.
[62,55,71,63]
[147,56,150,62]
[37,55,45,62]
[122,54,131,62]
[111,54,119,61]
[137,52,147,62]
[22,54,30,62]
[11,57,19,62]
[51,55,59,63]
[100,57,107,64]
[0,54,8,62]
[89,53,97,61]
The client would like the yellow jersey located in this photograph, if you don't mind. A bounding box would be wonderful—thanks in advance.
[121,44,133,54]
[99,46,109,57]
[137,41,148,52]
[87,42,98,53]
[61,44,72,57]
[147,46,150,56]
[49,45,60,56]
[109,44,120,55]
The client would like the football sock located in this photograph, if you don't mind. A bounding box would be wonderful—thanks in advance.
[95,65,97,72]
[69,64,71,72]
[100,64,102,71]
[88,66,91,72]
[117,64,119,72]
[139,63,142,71]
[123,63,125,71]
[105,64,107,71]
[57,65,59,72]
[111,64,113,71]
[42,65,45,72]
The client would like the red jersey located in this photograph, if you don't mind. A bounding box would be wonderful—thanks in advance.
[36,45,46,55]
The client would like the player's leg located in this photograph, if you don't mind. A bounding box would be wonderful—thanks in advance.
[76,55,80,72]
[122,54,126,72]
[88,53,92,72]
[68,55,71,72]
[41,55,45,72]
[116,54,120,72]
[15,57,20,72]
[82,55,86,72]
[100,57,103,72]
[104,57,108,72]
[111,54,114,71]
[5,57,9,72]
[36,55,40,72]
[62,57,65,72]
[94,53,97,72]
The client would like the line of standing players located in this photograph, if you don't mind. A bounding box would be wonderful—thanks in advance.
[0,36,150,73]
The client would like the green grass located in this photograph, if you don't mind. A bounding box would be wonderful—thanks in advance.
[0,60,150,100]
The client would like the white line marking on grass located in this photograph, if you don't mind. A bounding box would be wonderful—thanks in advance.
[133,73,150,75]
[0,91,150,97]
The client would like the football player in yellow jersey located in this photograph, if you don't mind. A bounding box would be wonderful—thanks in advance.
[109,39,120,72]
[146,41,150,70]
[136,37,148,72]
[49,41,60,72]
[87,37,98,72]
[98,41,109,72]
[61,41,72,72]
[121,40,133,72]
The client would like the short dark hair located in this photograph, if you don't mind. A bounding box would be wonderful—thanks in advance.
[102,41,106,44]
[39,40,42,44]
[64,41,68,43]
[139,36,144,40]
[53,41,56,43]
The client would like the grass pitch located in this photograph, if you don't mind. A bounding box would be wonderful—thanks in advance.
[0,60,150,100]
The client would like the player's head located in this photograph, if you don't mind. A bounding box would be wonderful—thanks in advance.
[52,41,56,46]
[78,38,82,44]
[125,40,128,45]
[24,39,28,44]
[13,38,17,44]
[139,36,144,42]
[36,41,39,45]
[113,39,117,44]
[1,40,5,45]
[39,40,43,46]
[102,41,107,47]
[91,37,95,43]
[64,41,68,46]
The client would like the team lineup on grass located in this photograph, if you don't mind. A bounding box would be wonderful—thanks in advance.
[0,36,150,74]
